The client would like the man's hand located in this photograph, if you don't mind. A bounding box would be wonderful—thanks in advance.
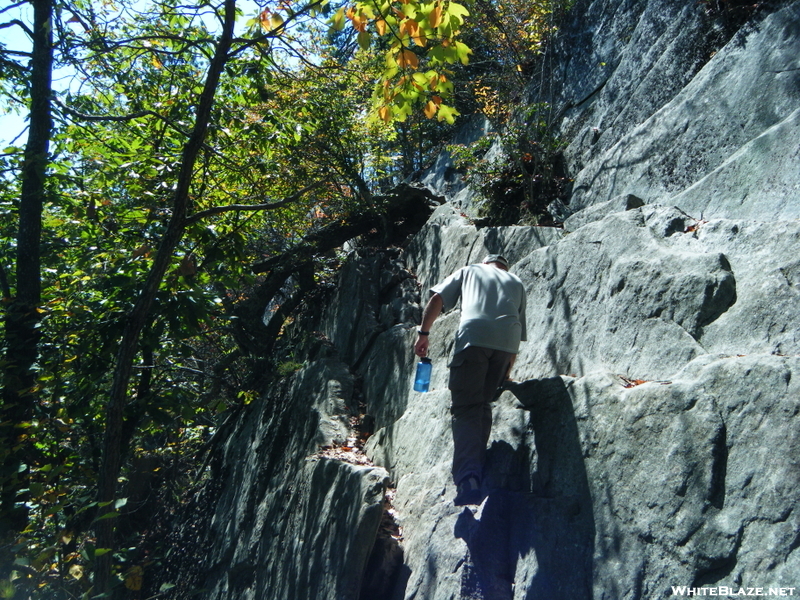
[505,355,517,381]
[413,293,442,358]
[414,335,429,357]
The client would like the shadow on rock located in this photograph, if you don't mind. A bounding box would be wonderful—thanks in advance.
[454,377,595,600]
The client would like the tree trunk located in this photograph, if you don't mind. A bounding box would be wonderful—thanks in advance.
[0,0,53,558]
[93,0,236,593]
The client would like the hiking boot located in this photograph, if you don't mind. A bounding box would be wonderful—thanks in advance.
[454,476,482,506]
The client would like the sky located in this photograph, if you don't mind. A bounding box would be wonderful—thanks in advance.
[0,0,265,148]
[0,2,32,147]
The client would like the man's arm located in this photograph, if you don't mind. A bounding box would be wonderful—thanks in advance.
[414,293,443,357]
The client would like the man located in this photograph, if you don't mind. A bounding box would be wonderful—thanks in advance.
[414,254,527,506]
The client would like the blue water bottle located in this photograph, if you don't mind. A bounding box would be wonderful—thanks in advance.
[413,357,432,392]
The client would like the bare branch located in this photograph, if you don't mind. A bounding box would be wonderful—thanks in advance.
[53,98,193,140]
[0,18,33,38]
[0,55,30,74]
[0,1,27,16]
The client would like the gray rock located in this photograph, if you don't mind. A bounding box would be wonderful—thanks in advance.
[356,200,800,599]
[173,357,389,600]
[403,204,564,296]
[548,1,800,221]
[563,193,645,232]
[421,114,494,213]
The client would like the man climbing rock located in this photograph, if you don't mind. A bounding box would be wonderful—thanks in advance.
[414,254,527,506]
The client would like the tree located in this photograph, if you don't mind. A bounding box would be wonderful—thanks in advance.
[335,0,473,124]
[0,0,53,576]
[1,0,451,594]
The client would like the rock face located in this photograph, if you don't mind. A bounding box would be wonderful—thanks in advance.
[545,0,800,222]
[362,207,799,600]
[163,0,800,598]
[170,358,390,600]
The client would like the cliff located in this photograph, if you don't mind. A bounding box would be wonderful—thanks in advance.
[161,0,800,598]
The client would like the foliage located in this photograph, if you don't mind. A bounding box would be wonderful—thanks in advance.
[453,0,573,126]
[448,102,570,225]
[0,0,438,596]
[335,0,473,124]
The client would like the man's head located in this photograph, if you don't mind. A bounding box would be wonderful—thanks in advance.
[482,254,509,270]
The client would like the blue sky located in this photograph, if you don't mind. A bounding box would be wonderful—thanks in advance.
[0,2,32,147]
[0,0,271,148]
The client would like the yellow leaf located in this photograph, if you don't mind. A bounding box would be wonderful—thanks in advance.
[259,9,271,30]
[424,100,437,119]
[429,2,442,28]
[406,20,426,46]
[270,13,284,29]
[376,19,387,35]
[151,56,162,69]
[124,566,143,591]
[397,48,418,68]
[378,106,391,123]
[68,564,84,580]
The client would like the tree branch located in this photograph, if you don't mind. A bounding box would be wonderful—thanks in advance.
[0,1,27,16]
[226,0,325,59]
[53,98,166,124]
[0,18,33,38]
[183,182,323,226]
[95,0,237,592]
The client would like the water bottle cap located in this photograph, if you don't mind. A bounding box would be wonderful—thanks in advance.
[421,357,432,364]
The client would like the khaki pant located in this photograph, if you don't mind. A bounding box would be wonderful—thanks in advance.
[448,346,514,485]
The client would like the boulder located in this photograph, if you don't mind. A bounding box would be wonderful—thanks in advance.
[359,206,800,597]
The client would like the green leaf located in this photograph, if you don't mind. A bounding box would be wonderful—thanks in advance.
[357,31,370,51]
[454,41,472,65]
[94,511,119,522]
[436,104,460,124]
[331,7,345,31]
[445,1,470,23]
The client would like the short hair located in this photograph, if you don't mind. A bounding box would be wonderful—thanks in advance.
[482,254,509,268]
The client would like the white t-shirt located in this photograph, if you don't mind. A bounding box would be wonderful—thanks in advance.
[430,263,527,356]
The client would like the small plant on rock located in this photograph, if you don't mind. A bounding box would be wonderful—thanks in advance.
[448,103,572,226]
